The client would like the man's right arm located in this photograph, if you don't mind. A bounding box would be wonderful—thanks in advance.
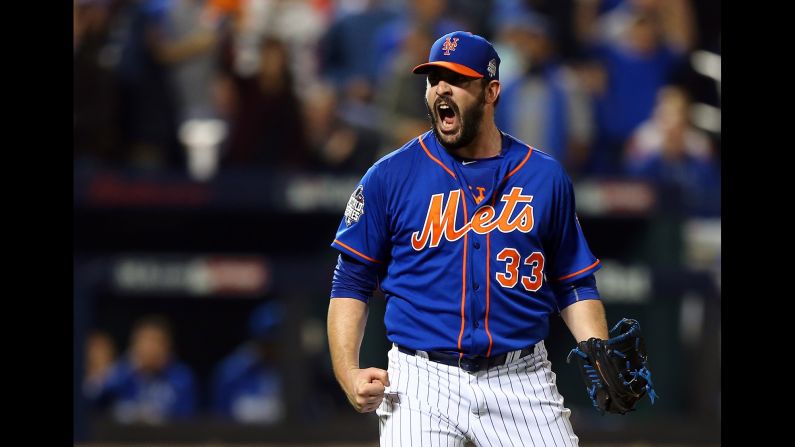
[327,298,390,413]
[327,254,390,413]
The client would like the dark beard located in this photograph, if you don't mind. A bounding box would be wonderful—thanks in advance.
[425,88,486,152]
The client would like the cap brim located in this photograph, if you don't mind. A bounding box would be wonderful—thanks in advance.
[412,61,483,78]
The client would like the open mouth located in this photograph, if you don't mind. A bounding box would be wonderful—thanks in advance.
[436,100,459,133]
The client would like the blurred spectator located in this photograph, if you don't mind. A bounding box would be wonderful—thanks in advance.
[230,0,329,98]
[148,0,233,179]
[318,0,399,89]
[222,36,308,167]
[150,0,226,124]
[625,85,712,163]
[305,82,380,174]
[374,24,435,152]
[575,0,695,52]
[211,301,285,424]
[490,0,581,61]
[326,0,465,146]
[74,0,123,164]
[83,330,118,398]
[371,0,465,83]
[446,0,494,38]
[575,0,696,175]
[85,315,198,424]
[115,0,183,169]
[493,11,594,176]
[624,85,720,216]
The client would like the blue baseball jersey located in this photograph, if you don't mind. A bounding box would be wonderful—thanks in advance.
[331,130,601,357]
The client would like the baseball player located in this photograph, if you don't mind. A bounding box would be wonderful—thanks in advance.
[327,31,608,446]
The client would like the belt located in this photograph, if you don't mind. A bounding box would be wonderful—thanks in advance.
[396,344,535,373]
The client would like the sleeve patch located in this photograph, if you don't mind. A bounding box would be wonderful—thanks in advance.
[345,185,365,227]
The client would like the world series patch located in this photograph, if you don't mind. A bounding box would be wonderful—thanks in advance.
[345,185,365,226]
[487,58,497,78]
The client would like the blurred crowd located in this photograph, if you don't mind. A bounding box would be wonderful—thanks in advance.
[83,302,292,425]
[74,0,721,216]
[76,0,721,426]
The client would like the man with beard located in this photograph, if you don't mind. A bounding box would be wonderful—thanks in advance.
[327,31,608,446]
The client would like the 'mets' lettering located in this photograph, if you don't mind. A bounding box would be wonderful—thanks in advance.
[411,187,534,250]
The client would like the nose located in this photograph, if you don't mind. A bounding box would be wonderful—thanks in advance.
[435,79,453,96]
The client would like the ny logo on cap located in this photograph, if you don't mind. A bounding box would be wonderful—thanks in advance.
[442,37,459,56]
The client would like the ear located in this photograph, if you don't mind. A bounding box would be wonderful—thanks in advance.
[486,80,501,105]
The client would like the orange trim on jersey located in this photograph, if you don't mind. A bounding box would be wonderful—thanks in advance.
[501,145,534,186]
[333,240,383,264]
[419,134,456,179]
[457,190,468,354]
[485,232,494,357]
[556,259,601,281]
[491,145,534,206]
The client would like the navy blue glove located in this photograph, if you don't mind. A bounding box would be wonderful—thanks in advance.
[567,318,658,415]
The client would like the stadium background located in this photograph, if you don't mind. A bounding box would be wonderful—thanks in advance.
[73,0,721,445]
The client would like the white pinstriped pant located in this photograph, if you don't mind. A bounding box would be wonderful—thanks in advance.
[376,341,579,447]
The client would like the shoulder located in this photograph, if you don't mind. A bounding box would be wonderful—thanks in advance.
[504,133,566,175]
[504,134,574,195]
[361,132,428,181]
[376,133,427,166]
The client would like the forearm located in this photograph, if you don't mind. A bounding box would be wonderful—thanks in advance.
[560,299,608,342]
[327,298,369,389]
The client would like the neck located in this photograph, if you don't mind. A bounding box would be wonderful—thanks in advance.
[448,119,502,159]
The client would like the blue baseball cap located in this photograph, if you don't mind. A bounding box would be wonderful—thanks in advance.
[413,31,501,80]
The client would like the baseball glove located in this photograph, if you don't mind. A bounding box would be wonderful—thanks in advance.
[566,318,658,415]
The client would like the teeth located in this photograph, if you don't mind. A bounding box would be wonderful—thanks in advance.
[439,104,450,109]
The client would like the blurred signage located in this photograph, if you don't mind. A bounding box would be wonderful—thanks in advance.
[112,255,270,297]
[594,260,652,303]
[75,164,362,212]
[575,180,655,216]
[76,166,656,218]
[284,175,359,212]
[87,173,213,207]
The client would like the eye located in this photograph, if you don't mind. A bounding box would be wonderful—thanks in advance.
[427,73,440,86]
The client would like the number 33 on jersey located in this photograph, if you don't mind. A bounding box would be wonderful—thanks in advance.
[332,130,601,358]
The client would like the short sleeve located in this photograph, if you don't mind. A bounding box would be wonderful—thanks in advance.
[546,167,601,284]
[331,164,390,265]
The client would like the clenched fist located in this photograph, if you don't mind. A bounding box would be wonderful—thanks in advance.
[344,367,391,413]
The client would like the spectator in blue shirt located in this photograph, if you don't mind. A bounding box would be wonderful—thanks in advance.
[211,301,285,424]
[575,0,696,175]
[83,329,118,400]
[317,0,399,89]
[494,11,594,177]
[625,85,720,217]
[85,315,198,424]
